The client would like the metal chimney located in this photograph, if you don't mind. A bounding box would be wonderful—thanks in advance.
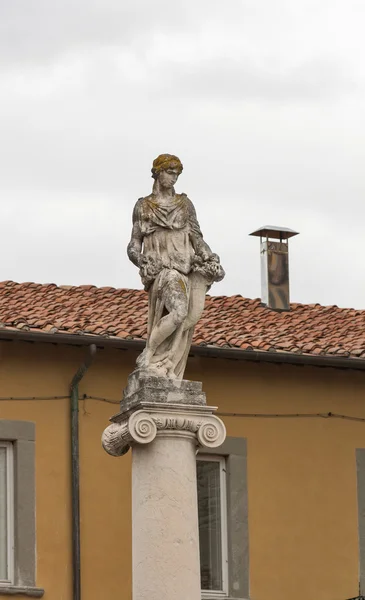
[250,225,299,311]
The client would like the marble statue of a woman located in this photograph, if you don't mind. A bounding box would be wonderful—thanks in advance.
[127,154,225,380]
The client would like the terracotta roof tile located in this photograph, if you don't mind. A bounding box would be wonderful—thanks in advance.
[1,281,365,360]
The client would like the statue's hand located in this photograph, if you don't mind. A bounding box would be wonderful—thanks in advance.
[192,254,204,267]
[194,250,220,264]
[193,251,220,266]
[138,254,148,267]
[139,255,163,283]
[199,250,211,262]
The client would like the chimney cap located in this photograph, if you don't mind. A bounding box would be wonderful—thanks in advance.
[249,225,299,240]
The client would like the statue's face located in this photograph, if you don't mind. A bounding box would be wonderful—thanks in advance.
[158,168,179,190]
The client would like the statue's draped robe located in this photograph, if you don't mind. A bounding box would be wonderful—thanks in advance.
[135,193,209,379]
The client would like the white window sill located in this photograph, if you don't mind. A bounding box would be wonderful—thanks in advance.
[202,597,249,600]
[202,595,248,600]
[0,586,44,597]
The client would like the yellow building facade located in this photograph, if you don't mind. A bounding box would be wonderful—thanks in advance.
[1,337,365,600]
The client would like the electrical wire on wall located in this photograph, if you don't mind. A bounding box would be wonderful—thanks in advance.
[217,411,365,423]
[0,395,70,401]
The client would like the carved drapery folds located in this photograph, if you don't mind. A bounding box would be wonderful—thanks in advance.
[126,153,225,380]
[102,408,226,457]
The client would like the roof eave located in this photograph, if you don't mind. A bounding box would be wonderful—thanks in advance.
[1,328,364,372]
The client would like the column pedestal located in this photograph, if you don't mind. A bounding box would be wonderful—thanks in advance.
[102,371,226,600]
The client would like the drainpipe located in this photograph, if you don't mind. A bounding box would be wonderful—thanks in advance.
[70,344,97,600]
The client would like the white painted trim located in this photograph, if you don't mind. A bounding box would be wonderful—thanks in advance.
[202,598,248,600]
[202,592,227,600]
[197,455,229,597]
[0,442,14,586]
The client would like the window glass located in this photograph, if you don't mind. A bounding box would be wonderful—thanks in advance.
[197,458,225,592]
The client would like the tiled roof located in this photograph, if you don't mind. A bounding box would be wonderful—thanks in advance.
[0,280,365,359]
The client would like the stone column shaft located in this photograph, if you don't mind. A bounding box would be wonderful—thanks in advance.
[133,434,200,600]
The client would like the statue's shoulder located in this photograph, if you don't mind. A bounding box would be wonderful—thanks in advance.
[133,195,151,212]
[138,194,156,206]
[178,193,196,213]
[136,196,148,205]
[131,196,146,221]
[176,192,192,205]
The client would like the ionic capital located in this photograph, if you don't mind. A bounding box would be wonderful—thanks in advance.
[102,407,226,457]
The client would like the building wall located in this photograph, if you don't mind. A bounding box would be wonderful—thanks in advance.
[0,340,365,600]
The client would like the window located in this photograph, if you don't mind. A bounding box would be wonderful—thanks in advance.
[357,449,365,595]
[197,438,249,600]
[197,456,228,597]
[0,421,43,597]
[0,442,14,585]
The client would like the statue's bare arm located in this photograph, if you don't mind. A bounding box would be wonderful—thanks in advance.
[187,198,214,261]
[127,201,143,267]
[193,234,214,261]
[186,197,225,282]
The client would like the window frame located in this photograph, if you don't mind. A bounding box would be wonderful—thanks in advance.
[0,441,14,586]
[357,448,365,595]
[197,454,229,599]
[0,420,44,597]
[197,437,249,600]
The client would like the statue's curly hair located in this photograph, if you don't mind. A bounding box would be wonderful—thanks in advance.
[151,154,183,179]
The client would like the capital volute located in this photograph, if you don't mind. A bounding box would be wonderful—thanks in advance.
[102,407,226,457]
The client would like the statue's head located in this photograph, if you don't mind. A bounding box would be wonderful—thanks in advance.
[151,154,183,192]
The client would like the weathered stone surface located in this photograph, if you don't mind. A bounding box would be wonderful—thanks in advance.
[102,374,225,456]
[118,369,206,413]
[126,153,225,379]
[0,586,45,597]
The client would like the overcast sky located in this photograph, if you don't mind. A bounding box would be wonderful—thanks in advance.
[1,0,364,308]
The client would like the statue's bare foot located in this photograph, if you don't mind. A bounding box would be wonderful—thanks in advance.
[156,357,177,379]
[136,351,177,379]
[165,361,177,379]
